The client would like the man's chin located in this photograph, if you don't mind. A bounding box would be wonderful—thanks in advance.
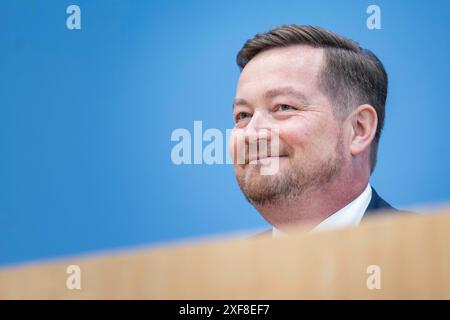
[240,184,284,207]
[236,172,286,205]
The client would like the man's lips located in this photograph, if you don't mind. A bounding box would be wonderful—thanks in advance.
[247,155,288,164]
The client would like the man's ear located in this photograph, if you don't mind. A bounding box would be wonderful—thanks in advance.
[349,104,378,156]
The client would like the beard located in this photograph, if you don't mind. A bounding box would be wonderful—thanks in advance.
[234,135,345,207]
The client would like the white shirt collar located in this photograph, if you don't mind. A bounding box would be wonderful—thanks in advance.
[272,183,372,237]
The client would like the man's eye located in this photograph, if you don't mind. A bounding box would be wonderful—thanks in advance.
[236,112,251,122]
[276,104,295,111]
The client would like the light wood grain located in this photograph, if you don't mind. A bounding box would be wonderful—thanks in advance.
[1,208,450,299]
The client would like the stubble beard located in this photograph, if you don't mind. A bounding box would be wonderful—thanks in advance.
[234,136,345,207]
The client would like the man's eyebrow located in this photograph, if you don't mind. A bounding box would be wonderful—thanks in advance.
[232,87,309,110]
[232,98,249,110]
[264,87,308,101]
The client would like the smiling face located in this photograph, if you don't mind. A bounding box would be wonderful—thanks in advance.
[230,45,349,206]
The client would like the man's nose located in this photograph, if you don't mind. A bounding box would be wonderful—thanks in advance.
[244,110,275,143]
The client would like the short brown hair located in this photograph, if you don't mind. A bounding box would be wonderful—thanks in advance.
[236,25,388,173]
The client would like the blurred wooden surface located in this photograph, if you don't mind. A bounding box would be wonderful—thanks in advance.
[1,208,450,299]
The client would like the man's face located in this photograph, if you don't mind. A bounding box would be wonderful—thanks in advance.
[230,45,347,206]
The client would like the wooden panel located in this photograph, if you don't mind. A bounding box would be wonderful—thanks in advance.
[1,209,450,299]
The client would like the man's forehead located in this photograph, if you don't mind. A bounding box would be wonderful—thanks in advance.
[237,45,324,88]
[236,47,324,101]
[242,45,324,73]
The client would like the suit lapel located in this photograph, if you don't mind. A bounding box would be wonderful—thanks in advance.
[362,187,397,221]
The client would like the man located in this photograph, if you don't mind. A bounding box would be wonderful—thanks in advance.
[229,25,402,236]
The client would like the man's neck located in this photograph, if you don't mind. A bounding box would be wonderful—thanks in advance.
[253,176,369,231]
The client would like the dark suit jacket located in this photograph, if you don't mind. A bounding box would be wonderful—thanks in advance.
[253,187,401,237]
[361,187,397,221]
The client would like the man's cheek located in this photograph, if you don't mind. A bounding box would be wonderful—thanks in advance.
[279,129,304,151]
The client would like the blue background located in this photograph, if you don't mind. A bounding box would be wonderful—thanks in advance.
[1,0,449,266]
